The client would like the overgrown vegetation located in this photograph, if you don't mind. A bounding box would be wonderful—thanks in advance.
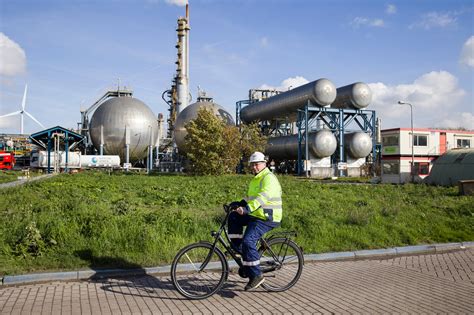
[0,171,472,275]
[184,107,266,175]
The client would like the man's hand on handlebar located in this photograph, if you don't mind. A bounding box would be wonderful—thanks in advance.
[235,206,245,215]
[224,203,247,215]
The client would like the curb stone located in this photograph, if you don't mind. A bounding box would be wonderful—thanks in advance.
[1,241,473,286]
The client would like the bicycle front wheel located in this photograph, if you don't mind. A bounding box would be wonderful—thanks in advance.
[259,237,304,292]
[171,242,228,300]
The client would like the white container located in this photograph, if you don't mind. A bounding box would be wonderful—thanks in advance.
[80,155,121,168]
[31,151,120,169]
[60,152,81,168]
[30,151,60,168]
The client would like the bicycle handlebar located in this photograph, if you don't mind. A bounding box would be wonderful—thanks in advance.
[223,204,236,214]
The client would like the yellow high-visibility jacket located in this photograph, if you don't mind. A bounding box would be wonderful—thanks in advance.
[246,167,282,225]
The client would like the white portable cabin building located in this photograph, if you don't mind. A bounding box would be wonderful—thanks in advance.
[381,128,473,184]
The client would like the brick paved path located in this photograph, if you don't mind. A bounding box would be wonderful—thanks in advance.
[1,249,473,314]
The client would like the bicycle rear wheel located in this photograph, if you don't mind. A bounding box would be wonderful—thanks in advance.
[171,242,228,299]
[259,237,304,292]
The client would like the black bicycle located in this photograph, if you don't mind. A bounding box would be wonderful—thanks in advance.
[170,204,304,299]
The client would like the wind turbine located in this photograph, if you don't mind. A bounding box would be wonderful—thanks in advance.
[0,84,45,134]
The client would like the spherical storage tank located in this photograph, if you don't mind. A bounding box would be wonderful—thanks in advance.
[89,96,158,161]
[174,99,234,153]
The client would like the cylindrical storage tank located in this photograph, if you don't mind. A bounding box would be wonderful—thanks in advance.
[60,152,81,168]
[89,96,158,161]
[345,132,372,158]
[80,155,121,168]
[331,82,372,109]
[266,129,337,160]
[35,151,59,168]
[174,100,235,153]
[240,78,337,123]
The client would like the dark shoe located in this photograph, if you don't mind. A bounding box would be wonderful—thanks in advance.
[238,267,248,278]
[244,275,265,291]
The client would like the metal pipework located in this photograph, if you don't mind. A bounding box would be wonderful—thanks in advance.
[266,129,337,160]
[345,132,372,158]
[331,82,372,109]
[240,78,337,123]
[376,117,382,144]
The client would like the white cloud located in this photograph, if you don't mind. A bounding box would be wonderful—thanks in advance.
[165,0,187,6]
[351,17,385,28]
[227,52,247,65]
[260,37,269,48]
[259,76,309,91]
[409,11,458,29]
[0,33,27,76]
[460,36,474,67]
[386,4,397,15]
[436,112,474,129]
[202,41,225,54]
[369,71,470,129]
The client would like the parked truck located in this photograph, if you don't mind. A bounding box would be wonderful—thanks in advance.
[0,151,15,170]
[30,151,120,169]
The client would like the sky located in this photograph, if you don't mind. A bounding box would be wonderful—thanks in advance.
[0,0,473,135]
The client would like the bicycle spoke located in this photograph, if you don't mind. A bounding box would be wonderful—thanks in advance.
[184,253,200,271]
[259,238,303,292]
[171,243,227,299]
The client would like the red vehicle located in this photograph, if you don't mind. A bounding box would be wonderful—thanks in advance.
[0,151,15,170]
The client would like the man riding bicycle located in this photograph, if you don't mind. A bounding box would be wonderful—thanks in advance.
[229,151,283,291]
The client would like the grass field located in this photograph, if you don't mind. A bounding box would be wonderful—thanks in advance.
[0,170,42,184]
[0,171,472,276]
[0,170,24,184]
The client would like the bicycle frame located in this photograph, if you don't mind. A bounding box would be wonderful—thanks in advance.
[199,205,298,274]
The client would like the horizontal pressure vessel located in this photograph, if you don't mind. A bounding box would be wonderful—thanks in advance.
[331,82,372,109]
[345,132,372,158]
[240,78,337,123]
[60,152,81,168]
[80,155,121,167]
[32,151,60,168]
[265,129,337,160]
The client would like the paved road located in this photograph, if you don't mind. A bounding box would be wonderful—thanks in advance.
[1,249,473,314]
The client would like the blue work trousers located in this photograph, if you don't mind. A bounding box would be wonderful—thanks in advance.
[228,212,274,278]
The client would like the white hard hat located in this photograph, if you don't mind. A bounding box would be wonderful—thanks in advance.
[248,151,267,164]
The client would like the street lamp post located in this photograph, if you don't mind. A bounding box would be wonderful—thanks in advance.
[398,101,414,183]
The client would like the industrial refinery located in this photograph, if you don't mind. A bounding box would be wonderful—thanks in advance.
[237,79,377,177]
[1,2,380,178]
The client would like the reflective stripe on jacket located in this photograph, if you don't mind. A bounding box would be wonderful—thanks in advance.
[246,167,282,223]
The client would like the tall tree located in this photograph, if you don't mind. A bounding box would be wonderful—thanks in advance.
[184,108,239,175]
[239,122,267,161]
[184,108,267,175]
